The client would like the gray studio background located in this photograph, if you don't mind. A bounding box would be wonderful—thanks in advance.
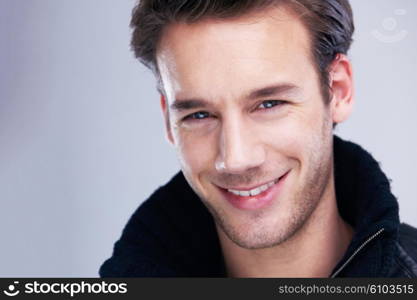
[0,0,416,277]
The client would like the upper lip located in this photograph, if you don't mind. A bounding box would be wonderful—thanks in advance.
[215,171,289,191]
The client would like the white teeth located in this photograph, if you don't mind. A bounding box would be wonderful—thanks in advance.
[227,180,276,197]
[249,187,262,196]
[240,190,250,197]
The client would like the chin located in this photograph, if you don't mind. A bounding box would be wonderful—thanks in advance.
[215,190,319,250]
[211,205,288,249]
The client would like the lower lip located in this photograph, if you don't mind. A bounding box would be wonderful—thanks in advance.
[220,170,290,211]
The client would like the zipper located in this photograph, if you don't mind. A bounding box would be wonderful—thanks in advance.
[330,228,385,278]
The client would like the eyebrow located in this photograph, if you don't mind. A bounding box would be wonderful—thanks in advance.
[170,83,301,112]
[170,98,209,112]
[246,83,301,100]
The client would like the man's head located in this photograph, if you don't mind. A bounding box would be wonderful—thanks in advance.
[131,0,355,249]
[131,0,354,101]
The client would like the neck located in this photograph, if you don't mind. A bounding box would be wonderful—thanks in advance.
[216,175,354,278]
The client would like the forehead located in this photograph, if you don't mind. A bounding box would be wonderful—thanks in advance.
[157,6,314,102]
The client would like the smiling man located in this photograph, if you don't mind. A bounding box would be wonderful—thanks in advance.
[100,0,417,277]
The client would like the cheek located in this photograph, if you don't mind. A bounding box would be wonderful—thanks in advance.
[259,106,327,170]
[174,129,217,176]
[261,114,314,154]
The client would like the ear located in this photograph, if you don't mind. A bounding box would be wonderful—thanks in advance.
[329,54,355,124]
[160,95,175,145]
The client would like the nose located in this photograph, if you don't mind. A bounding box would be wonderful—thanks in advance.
[215,117,266,174]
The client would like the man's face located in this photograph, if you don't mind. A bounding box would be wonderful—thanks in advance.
[157,7,337,249]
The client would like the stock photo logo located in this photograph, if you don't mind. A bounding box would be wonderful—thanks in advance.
[3,281,20,297]
[2,281,128,297]
[372,9,408,43]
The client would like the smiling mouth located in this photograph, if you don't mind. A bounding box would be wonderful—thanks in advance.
[226,179,279,197]
[219,171,289,198]
[216,171,290,210]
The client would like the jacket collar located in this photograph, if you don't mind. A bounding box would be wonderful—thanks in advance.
[330,135,400,277]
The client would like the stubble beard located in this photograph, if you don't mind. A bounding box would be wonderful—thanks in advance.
[199,116,334,250]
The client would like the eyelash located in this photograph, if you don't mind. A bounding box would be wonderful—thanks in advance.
[183,111,212,121]
[182,100,286,122]
[256,100,286,111]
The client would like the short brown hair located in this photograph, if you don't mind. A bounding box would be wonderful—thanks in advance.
[130,0,354,102]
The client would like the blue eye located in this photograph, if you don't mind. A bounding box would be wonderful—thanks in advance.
[258,100,284,110]
[184,111,210,121]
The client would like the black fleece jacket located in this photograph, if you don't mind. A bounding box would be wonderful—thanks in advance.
[100,136,417,277]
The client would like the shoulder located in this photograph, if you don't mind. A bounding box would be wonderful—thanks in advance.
[394,223,417,277]
[398,223,417,259]
[99,172,215,277]
[100,172,198,277]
